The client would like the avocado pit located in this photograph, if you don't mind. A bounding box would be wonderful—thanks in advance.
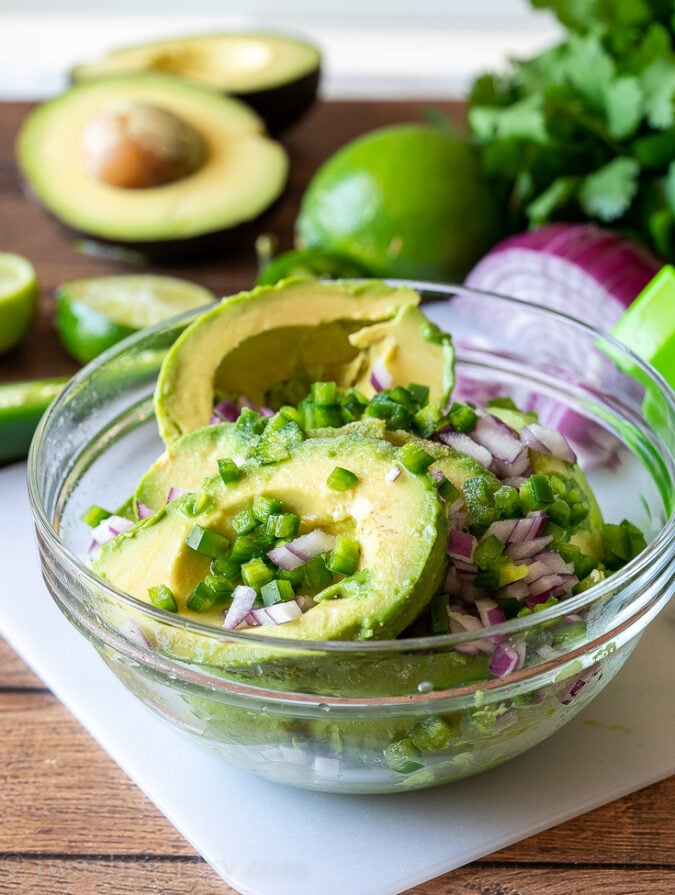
[81,100,207,189]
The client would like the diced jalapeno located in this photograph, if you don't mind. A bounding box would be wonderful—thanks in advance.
[326,466,359,491]
[148,584,178,613]
[185,524,230,558]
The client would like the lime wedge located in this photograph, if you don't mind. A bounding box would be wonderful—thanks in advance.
[0,252,39,355]
[54,274,217,363]
[0,377,68,464]
[611,264,675,387]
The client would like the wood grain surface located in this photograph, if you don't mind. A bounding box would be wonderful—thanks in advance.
[0,97,673,895]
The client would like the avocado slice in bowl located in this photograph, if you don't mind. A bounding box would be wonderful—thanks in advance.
[94,433,449,650]
[15,73,288,259]
[69,32,321,133]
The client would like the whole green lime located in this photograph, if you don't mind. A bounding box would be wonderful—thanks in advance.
[295,124,502,282]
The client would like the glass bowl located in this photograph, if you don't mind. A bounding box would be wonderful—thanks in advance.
[28,283,674,794]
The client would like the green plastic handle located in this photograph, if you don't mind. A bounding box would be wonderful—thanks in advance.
[611,264,675,388]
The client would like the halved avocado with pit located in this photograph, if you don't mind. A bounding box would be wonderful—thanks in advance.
[154,278,455,445]
[70,32,321,133]
[15,73,288,258]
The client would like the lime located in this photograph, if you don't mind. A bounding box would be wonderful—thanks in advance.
[0,252,39,355]
[255,247,369,286]
[0,377,68,464]
[611,264,675,387]
[54,274,217,363]
[295,124,502,282]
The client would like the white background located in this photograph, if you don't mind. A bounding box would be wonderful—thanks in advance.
[0,0,562,99]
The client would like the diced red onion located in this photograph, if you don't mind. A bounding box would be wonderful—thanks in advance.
[488,640,526,677]
[472,414,522,463]
[295,594,317,612]
[502,475,527,489]
[385,465,401,484]
[448,608,494,653]
[533,550,575,575]
[166,487,186,503]
[524,560,552,584]
[447,530,477,565]
[260,407,275,418]
[436,430,492,469]
[267,529,335,570]
[528,573,570,598]
[491,447,531,480]
[242,611,261,627]
[512,512,549,541]
[136,501,155,520]
[497,579,529,601]
[475,597,506,628]
[370,356,393,392]
[251,601,302,626]
[90,514,133,546]
[483,512,547,545]
[213,399,239,422]
[506,534,554,560]
[223,585,257,630]
[482,518,518,543]
[521,422,577,464]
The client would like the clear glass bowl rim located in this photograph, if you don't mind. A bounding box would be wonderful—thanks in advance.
[27,280,675,657]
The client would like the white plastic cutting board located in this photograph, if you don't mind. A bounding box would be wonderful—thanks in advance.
[0,462,673,895]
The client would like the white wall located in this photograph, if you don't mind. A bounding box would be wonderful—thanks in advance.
[0,1,562,99]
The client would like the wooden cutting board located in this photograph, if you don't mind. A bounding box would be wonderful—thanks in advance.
[0,98,464,385]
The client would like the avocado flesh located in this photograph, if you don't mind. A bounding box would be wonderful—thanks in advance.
[134,422,255,514]
[154,279,453,445]
[69,32,321,133]
[16,73,288,247]
[95,433,449,658]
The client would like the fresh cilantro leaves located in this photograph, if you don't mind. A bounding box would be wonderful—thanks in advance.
[468,0,675,261]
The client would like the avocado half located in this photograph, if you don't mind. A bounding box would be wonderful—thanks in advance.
[154,278,455,444]
[16,73,289,259]
[95,433,449,648]
[70,32,321,133]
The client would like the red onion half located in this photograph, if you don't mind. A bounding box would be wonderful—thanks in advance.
[465,223,662,326]
[463,224,662,467]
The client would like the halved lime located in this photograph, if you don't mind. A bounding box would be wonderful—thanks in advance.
[54,274,217,363]
[0,252,39,355]
[0,377,68,464]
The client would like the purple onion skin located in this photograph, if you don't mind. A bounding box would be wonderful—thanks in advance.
[467,223,662,311]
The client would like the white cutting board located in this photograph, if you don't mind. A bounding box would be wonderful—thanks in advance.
[0,462,673,895]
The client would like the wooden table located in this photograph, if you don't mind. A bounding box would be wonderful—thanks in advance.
[1,97,673,895]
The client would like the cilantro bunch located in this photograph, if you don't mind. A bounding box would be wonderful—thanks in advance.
[468,0,675,260]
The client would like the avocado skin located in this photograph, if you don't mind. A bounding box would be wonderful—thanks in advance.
[24,190,281,265]
[235,66,320,134]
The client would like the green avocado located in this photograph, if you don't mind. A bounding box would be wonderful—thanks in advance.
[154,278,454,445]
[134,421,257,514]
[94,433,449,653]
[69,32,322,134]
[16,74,288,258]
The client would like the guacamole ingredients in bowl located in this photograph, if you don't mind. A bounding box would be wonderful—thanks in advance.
[28,281,674,793]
